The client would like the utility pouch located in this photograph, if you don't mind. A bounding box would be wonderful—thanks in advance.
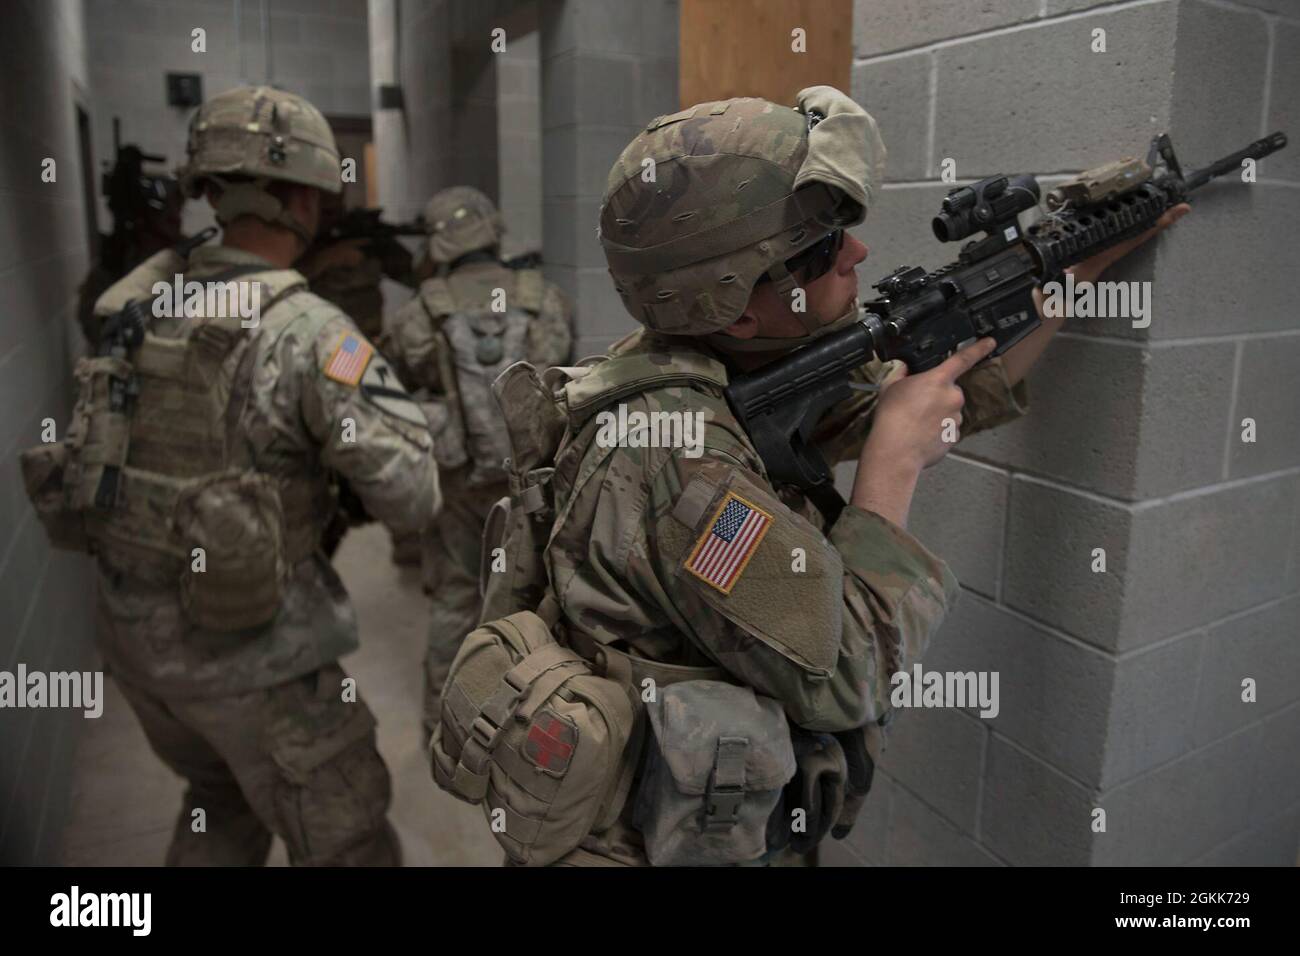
[430,604,636,866]
[173,471,287,631]
[19,442,88,551]
[418,394,470,471]
[64,356,135,511]
[634,680,795,866]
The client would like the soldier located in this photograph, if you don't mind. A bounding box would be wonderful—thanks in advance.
[385,186,573,741]
[21,86,441,865]
[77,142,184,353]
[434,87,1187,866]
[295,190,417,342]
[295,191,421,562]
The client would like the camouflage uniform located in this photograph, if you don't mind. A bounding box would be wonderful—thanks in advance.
[503,89,1026,865]
[23,87,441,866]
[386,187,572,740]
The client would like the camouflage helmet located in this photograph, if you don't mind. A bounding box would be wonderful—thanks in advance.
[424,186,505,264]
[178,85,340,242]
[600,86,886,336]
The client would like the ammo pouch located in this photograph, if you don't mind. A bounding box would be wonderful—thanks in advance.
[634,680,796,866]
[417,392,470,472]
[431,601,637,866]
[63,355,135,511]
[19,442,88,551]
[173,471,288,632]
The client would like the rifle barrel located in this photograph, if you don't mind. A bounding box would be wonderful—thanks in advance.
[1184,131,1287,192]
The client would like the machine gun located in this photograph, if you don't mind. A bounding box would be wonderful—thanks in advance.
[725,130,1288,522]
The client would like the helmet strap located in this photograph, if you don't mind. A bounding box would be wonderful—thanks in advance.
[763,261,823,335]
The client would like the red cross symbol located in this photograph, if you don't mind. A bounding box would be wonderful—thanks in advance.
[527,716,574,769]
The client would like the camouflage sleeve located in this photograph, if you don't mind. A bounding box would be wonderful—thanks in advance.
[525,283,574,368]
[386,295,443,393]
[296,311,441,535]
[812,355,1029,464]
[641,449,959,732]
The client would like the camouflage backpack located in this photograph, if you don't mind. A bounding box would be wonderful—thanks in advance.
[403,267,546,486]
[432,351,806,867]
[20,243,326,631]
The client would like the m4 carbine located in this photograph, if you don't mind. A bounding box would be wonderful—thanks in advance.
[324,207,427,245]
[725,130,1288,521]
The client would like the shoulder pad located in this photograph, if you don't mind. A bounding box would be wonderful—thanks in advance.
[654,459,842,678]
[418,277,457,318]
[94,248,186,319]
[564,350,729,426]
[512,268,545,313]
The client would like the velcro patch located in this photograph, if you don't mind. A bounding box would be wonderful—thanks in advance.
[522,708,577,774]
[684,490,773,595]
[323,332,373,386]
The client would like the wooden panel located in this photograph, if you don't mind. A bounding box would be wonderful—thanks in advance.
[679,0,853,109]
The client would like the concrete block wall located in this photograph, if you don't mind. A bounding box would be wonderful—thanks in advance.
[539,0,679,358]
[0,0,98,865]
[497,29,542,260]
[86,0,372,237]
[826,0,1300,867]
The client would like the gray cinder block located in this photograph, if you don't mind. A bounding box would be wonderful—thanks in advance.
[854,0,1040,59]
[928,591,1115,785]
[851,53,931,181]
[1190,803,1300,867]
[1101,630,1204,788]
[1001,476,1132,651]
[958,337,1145,500]
[1094,725,1265,865]
[879,706,986,834]
[1169,0,1270,174]
[1229,337,1300,479]
[933,4,1176,179]
[980,734,1095,866]
[1267,21,1300,183]
[908,455,1008,599]
[885,783,1004,866]
[1150,183,1299,339]
[1123,473,1296,649]
[1249,701,1300,822]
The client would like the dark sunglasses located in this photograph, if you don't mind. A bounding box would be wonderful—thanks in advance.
[757,228,845,286]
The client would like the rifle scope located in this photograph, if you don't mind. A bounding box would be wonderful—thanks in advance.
[932,174,1040,242]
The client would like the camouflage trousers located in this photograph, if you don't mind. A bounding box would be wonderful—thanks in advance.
[421,469,506,741]
[115,662,400,866]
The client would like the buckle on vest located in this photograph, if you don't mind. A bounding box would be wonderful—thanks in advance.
[703,735,749,832]
[703,784,744,832]
[470,714,503,749]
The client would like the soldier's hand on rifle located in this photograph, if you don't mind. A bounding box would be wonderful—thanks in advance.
[851,337,997,527]
[298,238,367,279]
[870,336,996,469]
[1059,202,1191,287]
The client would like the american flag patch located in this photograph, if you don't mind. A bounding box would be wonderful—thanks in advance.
[324,333,373,386]
[685,491,773,595]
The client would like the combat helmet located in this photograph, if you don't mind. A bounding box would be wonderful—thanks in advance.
[424,186,505,265]
[178,85,341,242]
[600,86,886,337]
